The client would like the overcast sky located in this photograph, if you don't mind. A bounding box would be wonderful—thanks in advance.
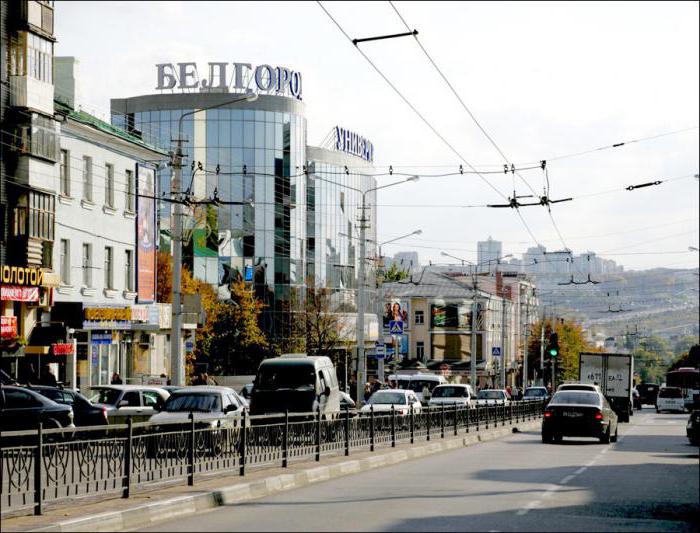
[55,1,699,271]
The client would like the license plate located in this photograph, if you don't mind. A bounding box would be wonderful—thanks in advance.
[562,411,583,418]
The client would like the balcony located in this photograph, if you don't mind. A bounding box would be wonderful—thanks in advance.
[9,75,54,115]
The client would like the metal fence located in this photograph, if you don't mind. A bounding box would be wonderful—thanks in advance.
[1,400,544,516]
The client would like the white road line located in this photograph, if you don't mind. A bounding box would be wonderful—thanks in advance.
[560,475,575,485]
[574,467,587,475]
[516,500,542,516]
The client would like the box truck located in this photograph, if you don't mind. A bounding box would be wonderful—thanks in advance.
[579,352,634,422]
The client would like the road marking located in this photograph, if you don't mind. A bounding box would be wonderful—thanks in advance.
[516,500,541,516]
[574,467,587,475]
[560,475,575,485]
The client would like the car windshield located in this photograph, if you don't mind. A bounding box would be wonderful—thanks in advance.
[432,386,467,398]
[408,379,439,393]
[658,388,682,398]
[164,393,221,412]
[370,392,408,405]
[524,388,547,397]
[551,391,600,405]
[256,364,316,391]
[478,391,504,400]
[89,388,121,405]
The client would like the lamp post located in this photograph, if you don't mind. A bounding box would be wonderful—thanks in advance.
[377,229,421,383]
[170,92,258,386]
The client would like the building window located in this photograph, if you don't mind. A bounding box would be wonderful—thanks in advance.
[10,114,57,161]
[59,149,70,196]
[28,190,54,240]
[415,310,424,325]
[82,156,92,201]
[125,169,134,212]
[7,31,53,83]
[416,341,425,361]
[104,246,113,289]
[60,239,70,285]
[82,243,92,287]
[125,250,133,291]
[105,164,114,207]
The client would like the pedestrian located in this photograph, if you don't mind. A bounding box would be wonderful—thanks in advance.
[364,382,372,402]
[111,372,123,385]
[506,385,512,398]
[422,384,430,401]
[205,373,218,385]
[41,367,58,387]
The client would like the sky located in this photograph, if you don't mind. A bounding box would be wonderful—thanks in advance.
[54,1,700,271]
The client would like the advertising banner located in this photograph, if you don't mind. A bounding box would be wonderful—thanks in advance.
[383,298,409,332]
[0,286,39,302]
[136,164,157,303]
[431,302,472,329]
[1,316,18,338]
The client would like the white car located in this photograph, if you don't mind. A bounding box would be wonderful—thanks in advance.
[476,389,510,406]
[428,384,475,408]
[557,383,603,395]
[149,386,247,427]
[360,390,422,416]
[89,385,170,423]
[656,387,685,413]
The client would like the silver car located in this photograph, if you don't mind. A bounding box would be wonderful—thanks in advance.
[89,385,170,423]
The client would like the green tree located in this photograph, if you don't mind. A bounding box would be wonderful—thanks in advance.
[382,263,410,283]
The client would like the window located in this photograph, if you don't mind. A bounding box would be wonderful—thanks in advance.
[82,243,92,287]
[416,341,425,361]
[27,191,55,240]
[10,114,57,161]
[120,391,141,407]
[3,389,42,408]
[104,246,113,289]
[125,249,133,291]
[59,239,70,284]
[82,156,92,201]
[7,31,53,83]
[125,169,134,212]
[415,310,424,325]
[104,164,114,207]
[59,149,70,196]
[142,391,164,408]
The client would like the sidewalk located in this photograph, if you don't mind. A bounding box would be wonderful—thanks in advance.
[3,419,541,532]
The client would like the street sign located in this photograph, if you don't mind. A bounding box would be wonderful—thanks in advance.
[492,346,502,357]
[389,320,404,335]
[375,342,385,359]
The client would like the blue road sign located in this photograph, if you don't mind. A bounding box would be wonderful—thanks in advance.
[492,346,502,357]
[375,342,385,359]
[389,320,404,335]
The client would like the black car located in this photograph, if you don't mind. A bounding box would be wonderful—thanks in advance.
[687,409,699,446]
[637,383,659,407]
[542,390,618,444]
[27,386,108,427]
[0,385,74,431]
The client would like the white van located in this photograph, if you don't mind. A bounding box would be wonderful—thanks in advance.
[406,373,447,404]
[428,384,475,408]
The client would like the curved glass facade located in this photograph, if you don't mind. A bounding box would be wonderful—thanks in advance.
[112,93,376,344]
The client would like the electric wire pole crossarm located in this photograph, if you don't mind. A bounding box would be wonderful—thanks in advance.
[169,92,258,386]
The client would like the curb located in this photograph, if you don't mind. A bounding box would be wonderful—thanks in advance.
[21,420,540,532]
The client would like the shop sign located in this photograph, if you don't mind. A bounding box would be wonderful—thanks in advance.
[130,305,149,322]
[334,127,374,163]
[85,307,131,321]
[158,304,171,329]
[1,316,18,338]
[156,62,303,100]
[0,286,39,302]
[42,272,60,288]
[91,333,113,345]
[0,265,45,286]
[51,343,74,355]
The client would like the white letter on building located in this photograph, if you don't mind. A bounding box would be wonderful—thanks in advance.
[156,63,177,90]
[178,62,199,89]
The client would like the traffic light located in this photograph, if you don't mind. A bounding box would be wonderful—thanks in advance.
[548,332,559,358]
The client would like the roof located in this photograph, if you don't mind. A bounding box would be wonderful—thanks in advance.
[171,386,235,394]
[382,269,490,300]
[55,100,167,155]
[90,384,167,391]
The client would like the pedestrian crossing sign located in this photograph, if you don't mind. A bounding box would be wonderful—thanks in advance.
[492,347,502,357]
[389,320,404,334]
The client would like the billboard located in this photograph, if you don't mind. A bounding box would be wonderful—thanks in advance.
[382,298,409,332]
[430,302,472,329]
[136,164,157,303]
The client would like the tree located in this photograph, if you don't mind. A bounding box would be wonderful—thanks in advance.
[382,263,410,283]
[198,281,270,375]
[301,287,351,356]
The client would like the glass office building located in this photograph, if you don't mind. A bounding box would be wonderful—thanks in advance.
[111,92,377,344]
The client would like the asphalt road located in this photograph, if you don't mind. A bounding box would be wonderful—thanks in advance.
[139,409,699,532]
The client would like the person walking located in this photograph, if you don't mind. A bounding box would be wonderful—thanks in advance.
[111,372,123,385]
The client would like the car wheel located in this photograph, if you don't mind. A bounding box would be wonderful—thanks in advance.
[553,433,563,443]
[599,427,611,444]
[656,408,660,414]
[541,431,553,444]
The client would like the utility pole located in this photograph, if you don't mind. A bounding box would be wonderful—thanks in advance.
[170,141,184,386]
[500,298,507,388]
[356,199,369,404]
[470,269,479,391]
[523,298,530,390]
[539,313,545,386]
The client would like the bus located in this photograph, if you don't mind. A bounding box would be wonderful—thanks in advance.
[665,367,700,410]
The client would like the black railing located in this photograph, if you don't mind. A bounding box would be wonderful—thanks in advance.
[0,400,544,516]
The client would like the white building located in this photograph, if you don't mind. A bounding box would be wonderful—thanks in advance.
[477,236,502,272]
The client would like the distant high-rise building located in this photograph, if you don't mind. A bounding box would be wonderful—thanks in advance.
[477,236,502,272]
[385,251,420,272]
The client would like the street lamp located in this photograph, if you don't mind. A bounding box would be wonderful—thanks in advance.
[440,251,474,267]
[689,246,699,252]
[380,229,422,258]
[170,91,259,386]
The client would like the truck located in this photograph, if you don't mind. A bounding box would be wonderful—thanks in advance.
[579,352,634,423]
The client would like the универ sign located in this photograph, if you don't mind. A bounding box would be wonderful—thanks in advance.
[334,127,374,163]
[156,62,302,100]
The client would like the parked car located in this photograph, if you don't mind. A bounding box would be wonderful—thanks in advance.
[249,354,340,419]
[428,384,474,408]
[89,385,170,423]
[147,386,247,457]
[656,387,685,413]
[523,386,550,403]
[476,389,510,406]
[0,385,74,431]
[637,383,660,407]
[687,409,699,446]
[27,385,108,427]
[542,389,618,444]
[360,389,422,416]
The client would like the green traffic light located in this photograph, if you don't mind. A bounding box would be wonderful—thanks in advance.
[549,349,558,357]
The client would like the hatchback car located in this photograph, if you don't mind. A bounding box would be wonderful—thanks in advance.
[476,389,510,406]
[428,384,474,408]
[542,390,618,444]
[360,389,422,415]
[0,386,74,431]
[28,385,108,426]
[89,385,170,423]
[656,387,685,413]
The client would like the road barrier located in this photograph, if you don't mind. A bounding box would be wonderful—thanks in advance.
[0,400,544,516]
